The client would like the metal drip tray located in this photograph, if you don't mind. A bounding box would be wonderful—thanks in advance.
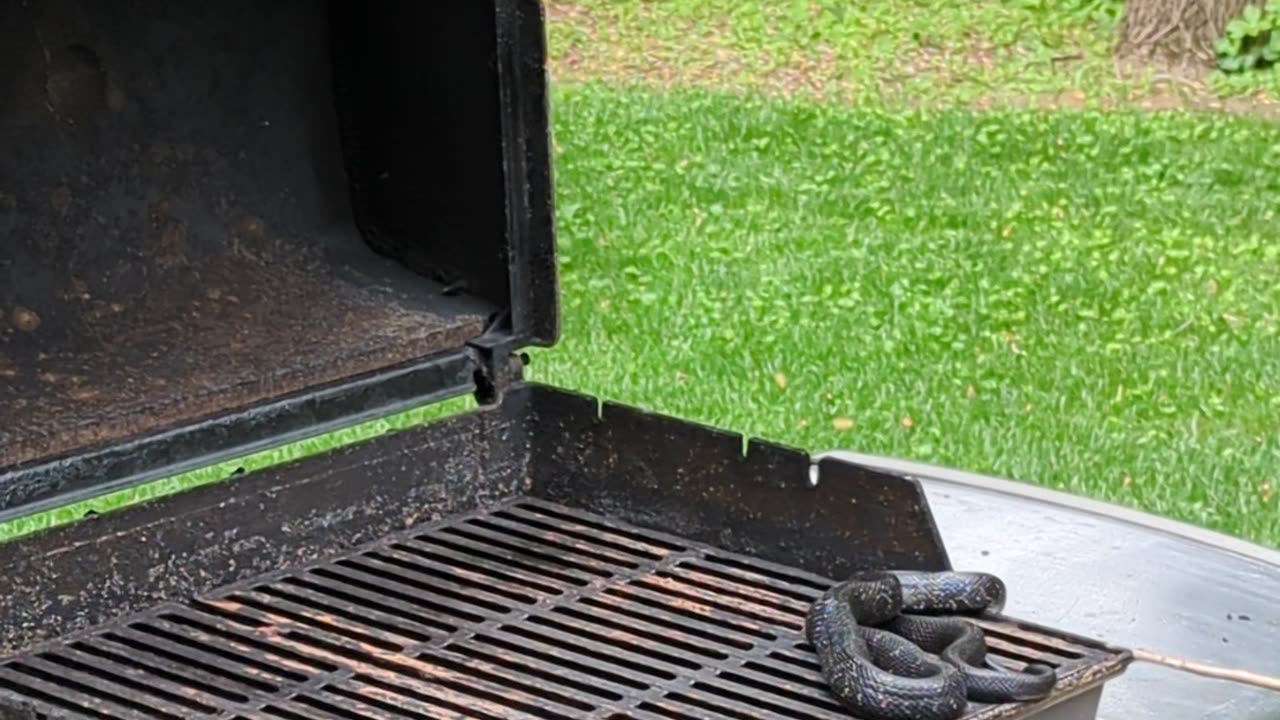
[0,499,1129,720]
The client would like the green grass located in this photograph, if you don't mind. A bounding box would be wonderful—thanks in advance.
[529,84,1280,545]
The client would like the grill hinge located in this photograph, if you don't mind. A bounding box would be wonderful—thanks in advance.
[465,311,527,406]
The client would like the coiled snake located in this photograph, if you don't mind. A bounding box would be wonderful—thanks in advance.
[806,570,1056,720]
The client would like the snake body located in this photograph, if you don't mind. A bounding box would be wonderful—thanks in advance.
[806,571,1056,720]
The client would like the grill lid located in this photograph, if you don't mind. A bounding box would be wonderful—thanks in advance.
[0,0,559,518]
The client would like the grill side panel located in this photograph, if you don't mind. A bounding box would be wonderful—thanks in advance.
[526,384,952,579]
[0,398,532,656]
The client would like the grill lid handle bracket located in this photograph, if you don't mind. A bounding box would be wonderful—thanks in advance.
[466,309,526,406]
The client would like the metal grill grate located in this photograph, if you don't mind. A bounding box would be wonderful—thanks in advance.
[0,499,1124,720]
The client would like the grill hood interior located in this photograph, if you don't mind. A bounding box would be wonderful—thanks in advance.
[0,0,559,518]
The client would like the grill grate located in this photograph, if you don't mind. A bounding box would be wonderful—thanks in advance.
[0,499,1124,720]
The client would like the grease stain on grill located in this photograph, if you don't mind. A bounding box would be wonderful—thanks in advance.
[11,306,40,333]
[0,499,1127,720]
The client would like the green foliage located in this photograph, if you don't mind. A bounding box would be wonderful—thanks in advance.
[1009,0,1125,26]
[1217,1,1280,73]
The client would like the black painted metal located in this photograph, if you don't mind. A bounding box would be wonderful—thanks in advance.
[328,0,559,346]
[492,0,561,348]
[0,497,1128,720]
[0,0,558,498]
[0,384,950,654]
[0,349,478,524]
[0,388,532,654]
[527,386,952,578]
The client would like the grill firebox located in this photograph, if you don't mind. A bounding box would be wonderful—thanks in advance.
[0,499,1126,720]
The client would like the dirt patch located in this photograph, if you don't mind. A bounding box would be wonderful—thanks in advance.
[548,4,774,95]
[545,1,1280,120]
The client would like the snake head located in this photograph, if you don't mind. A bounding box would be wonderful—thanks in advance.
[979,575,1007,614]
[949,571,1008,614]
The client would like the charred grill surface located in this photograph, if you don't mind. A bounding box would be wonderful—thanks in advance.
[0,499,1128,720]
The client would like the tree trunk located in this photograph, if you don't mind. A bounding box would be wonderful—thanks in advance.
[1118,0,1259,67]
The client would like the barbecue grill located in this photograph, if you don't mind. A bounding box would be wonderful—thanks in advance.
[0,1,1133,718]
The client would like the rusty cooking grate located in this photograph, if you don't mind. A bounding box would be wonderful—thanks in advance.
[0,499,1125,720]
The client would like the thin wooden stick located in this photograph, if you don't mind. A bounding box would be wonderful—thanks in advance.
[1133,648,1280,693]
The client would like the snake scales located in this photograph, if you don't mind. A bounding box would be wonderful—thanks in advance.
[806,570,1056,720]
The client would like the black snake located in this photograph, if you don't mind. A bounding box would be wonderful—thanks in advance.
[806,570,1056,720]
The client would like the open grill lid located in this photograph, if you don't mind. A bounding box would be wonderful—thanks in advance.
[0,0,560,521]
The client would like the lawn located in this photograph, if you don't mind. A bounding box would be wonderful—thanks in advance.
[2,1,1278,547]
[530,84,1280,546]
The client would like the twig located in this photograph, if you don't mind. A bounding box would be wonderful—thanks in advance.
[1133,648,1280,693]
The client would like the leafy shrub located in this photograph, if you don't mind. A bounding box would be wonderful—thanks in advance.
[1217,1,1280,72]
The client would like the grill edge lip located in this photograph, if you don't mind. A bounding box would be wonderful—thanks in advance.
[0,498,1130,720]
